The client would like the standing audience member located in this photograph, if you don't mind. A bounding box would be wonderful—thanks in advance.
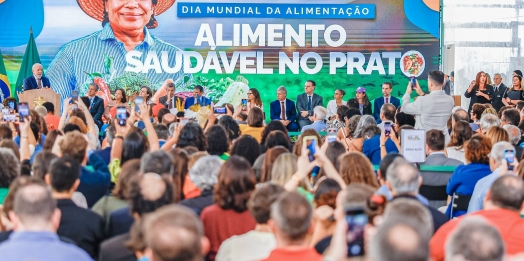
[443,71,454,95]
[0,183,92,261]
[42,102,60,131]
[492,73,508,111]
[503,74,524,106]
[296,80,323,129]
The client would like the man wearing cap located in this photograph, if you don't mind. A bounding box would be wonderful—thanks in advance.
[46,0,188,104]
[23,63,51,91]
[492,73,508,112]
[442,71,454,95]
[373,82,401,123]
[159,82,184,111]
[296,80,323,129]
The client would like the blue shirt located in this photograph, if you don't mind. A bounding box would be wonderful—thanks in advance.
[467,168,504,213]
[46,23,189,104]
[0,231,93,261]
[363,135,399,165]
[301,121,328,133]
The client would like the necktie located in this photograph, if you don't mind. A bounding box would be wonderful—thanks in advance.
[281,101,286,120]
[494,85,498,93]
[385,97,389,104]
[307,95,312,110]
[168,97,173,109]
[90,98,94,108]
[37,78,42,89]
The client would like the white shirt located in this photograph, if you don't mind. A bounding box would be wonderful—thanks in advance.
[216,231,276,261]
[445,146,466,164]
[326,100,347,119]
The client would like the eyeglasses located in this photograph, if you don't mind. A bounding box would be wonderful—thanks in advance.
[247,93,253,95]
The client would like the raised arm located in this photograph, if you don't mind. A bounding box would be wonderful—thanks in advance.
[138,103,159,151]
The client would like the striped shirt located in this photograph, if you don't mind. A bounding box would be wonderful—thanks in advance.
[46,23,188,105]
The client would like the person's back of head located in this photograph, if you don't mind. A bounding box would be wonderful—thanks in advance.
[12,183,58,230]
[205,125,229,156]
[426,129,445,152]
[248,183,285,225]
[480,114,500,133]
[380,104,396,121]
[264,131,290,151]
[370,218,430,261]
[0,124,13,140]
[140,150,174,176]
[428,70,445,88]
[383,198,433,237]
[488,175,524,212]
[489,141,515,167]
[34,105,47,118]
[313,106,327,121]
[47,156,81,194]
[59,130,88,163]
[445,216,504,261]
[270,191,312,244]
[452,109,469,123]
[386,157,420,196]
[63,123,82,134]
[144,205,206,261]
[188,155,222,191]
[361,125,381,140]
[517,101,524,112]
[503,125,521,145]
[129,173,174,217]
[0,148,20,189]
[502,108,520,126]
[378,154,404,181]
[157,108,170,123]
[153,124,170,140]
[42,102,55,114]
[344,108,361,122]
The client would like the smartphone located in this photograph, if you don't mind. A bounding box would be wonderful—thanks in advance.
[135,96,144,113]
[327,128,337,143]
[71,90,79,101]
[241,99,248,111]
[214,107,227,115]
[18,102,29,123]
[72,104,78,111]
[384,122,391,136]
[116,106,127,126]
[504,149,515,171]
[8,101,15,113]
[303,136,317,162]
[2,114,15,122]
[410,77,417,90]
[345,207,367,257]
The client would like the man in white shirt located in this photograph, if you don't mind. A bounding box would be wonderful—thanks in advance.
[402,71,454,144]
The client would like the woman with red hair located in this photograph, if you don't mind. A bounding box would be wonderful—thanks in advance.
[464,71,494,114]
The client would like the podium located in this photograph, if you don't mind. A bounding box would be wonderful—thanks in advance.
[18,89,61,116]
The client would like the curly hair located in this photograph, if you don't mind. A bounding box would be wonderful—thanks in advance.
[261,121,289,146]
[471,103,486,121]
[292,129,323,156]
[230,135,261,166]
[448,121,473,149]
[218,116,241,142]
[0,148,20,188]
[213,156,256,213]
[177,122,207,151]
[465,135,492,164]
[205,125,229,156]
[338,152,379,188]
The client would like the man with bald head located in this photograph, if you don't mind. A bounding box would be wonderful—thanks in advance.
[451,108,469,128]
[23,63,51,91]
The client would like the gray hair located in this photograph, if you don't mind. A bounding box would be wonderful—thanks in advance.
[353,115,377,139]
[0,148,20,188]
[480,114,500,132]
[189,155,222,190]
[445,216,504,261]
[386,157,420,194]
[277,86,287,95]
[313,106,327,121]
[270,191,312,241]
[140,151,174,176]
[503,125,521,145]
[14,183,56,226]
[383,198,433,238]
[489,141,515,164]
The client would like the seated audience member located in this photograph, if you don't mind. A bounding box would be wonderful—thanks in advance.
[201,156,257,261]
[362,125,398,165]
[421,130,463,167]
[42,102,60,131]
[260,121,289,151]
[445,135,493,218]
[501,108,520,127]
[180,156,223,215]
[479,114,500,134]
[0,125,13,140]
[446,121,473,164]
[93,124,115,165]
[431,175,524,261]
[205,125,230,161]
[176,122,208,151]
[269,86,299,132]
[445,217,505,261]
[382,198,434,239]
[345,115,376,152]
[451,108,469,128]
[218,116,241,144]
[0,148,19,204]
[301,106,328,133]
[485,126,510,145]
[503,124,523,159]
[338,152,379,188]
[216,184,285,261]
[100,173,173,260]
[0,183,92,261]
[47,157,105,259]
[261,191,322,261]
[377,103,396,131]
[322,105,349,132]
[468,141,516,213]
[469,103,485,132]
[230,135,262,166]
[143,205,209,261]
[59,131,110,208]
[239,107,266,143]
[387,157,448,233]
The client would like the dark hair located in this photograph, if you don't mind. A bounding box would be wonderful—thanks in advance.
[378,153,404,180]
[141,86,153,101]
[178,122,207,151]
[206,125,229,156]
[346,98,359,110]
[237,112,247,121]
[260,146,289,183]
[43,129,63,151]
[426,130,445,151]
[306,80,316,87]
[318,142,346,180]
[0,140,20,161]
[382,82,393,89]
[247,107,264,127]
[224,103,234,115]
[490,175,524,211]
[42,102,55,113]
[169,148,189,203]
[113,159,141,200]
[153,124,170,140]
[230,135,261,166]
[193,85,204,93]
[157,108,170,124]
[129,174,174,217]
[3,98,17,112]
[448,121,473,149]
[395,112,416,128]
[261,121,289,147]
[264,130,291,151]
[248,183,285,224]
[502,108,520,126]
[63,123,82,134]
[218,116,241,142]
[80,97,91,109]
[336,89,346,96]
[32,151,58,179]
[214,156,257,213]
[115,88,128,103]
[49,156,81,192]
[314,178,342,209]
[122,129,150,166]
[428,70,445,86]
[249,88,263,107]
[344,108,361,121]
[0,125,12,140]
[471,103,486,121]
[29,122,40,143]
[140,150,174,176]
[517,101,524,111]
[336,105,349,121]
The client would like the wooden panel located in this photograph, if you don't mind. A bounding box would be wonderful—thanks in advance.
[452,95,461,107]
[18,89,61,116]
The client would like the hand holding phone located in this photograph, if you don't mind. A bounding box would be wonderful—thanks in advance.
[116,106,127,127]
[384,122,391,137]
[303,136,317,162]
[241,99,248,111]
[410,77,417,90]
[214,107,226,115]
[134,97,144,113]
[71,90,79,101]
[18,103,29,123]
[345,207,367,257]
[504,149,515,171]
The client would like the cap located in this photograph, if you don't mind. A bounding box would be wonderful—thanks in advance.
[356,87,366,93]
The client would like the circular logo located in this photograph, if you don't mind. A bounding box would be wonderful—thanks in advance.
[400,51,425,77]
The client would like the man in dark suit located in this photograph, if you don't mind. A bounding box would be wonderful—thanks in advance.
[442,71,454,95]
[85,83,105,129]
[492,73,508,112]
[184,85,211,109]
[296,80,323,129]
[46,157,105,260]
[270,86,299,131]
[23,63,51,91]
[159,82,184,111]
[373,82,401,123]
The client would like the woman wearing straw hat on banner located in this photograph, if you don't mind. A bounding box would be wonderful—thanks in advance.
[46,0,190,105]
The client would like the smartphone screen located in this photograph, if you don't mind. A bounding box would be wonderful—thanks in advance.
[327,128,337,143]
[8,101,15,112]
[18,103,29,123]
[345,207,367,257]
[116,106,127,126]
[505,149,515,171]
[241,99,248,111]
[72,90,79,101]
[304,136,317,162]
[214,107,226,114]
[410,77,417,90]
[135,97,144,113]
[384,122,391,136]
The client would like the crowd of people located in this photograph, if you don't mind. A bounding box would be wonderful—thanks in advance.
[1,67,524,261]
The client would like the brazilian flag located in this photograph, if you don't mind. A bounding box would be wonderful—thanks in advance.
[15,29,41,99]
[0,49,10,102]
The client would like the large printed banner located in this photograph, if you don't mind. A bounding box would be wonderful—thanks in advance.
[0,0,440,108]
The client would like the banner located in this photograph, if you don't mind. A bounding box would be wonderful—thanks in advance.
[0,0,440,111]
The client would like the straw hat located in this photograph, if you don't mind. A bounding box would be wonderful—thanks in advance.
[77,0,175,22]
